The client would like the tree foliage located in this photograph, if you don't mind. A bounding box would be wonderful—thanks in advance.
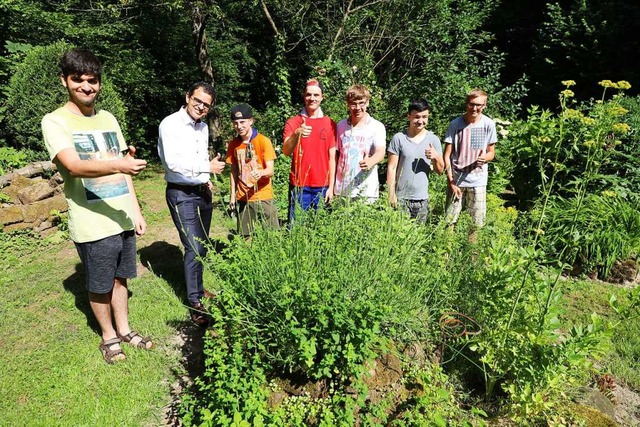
[2,41,127,154]
[0,0,635,160]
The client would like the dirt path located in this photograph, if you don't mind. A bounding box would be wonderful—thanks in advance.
[133,170,233,427]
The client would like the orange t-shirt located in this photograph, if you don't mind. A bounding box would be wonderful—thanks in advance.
[225,132,276,201]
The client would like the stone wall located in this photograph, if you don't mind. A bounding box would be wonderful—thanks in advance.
[0,161,68,236]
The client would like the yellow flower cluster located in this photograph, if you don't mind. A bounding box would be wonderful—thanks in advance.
[561,80,576,87]
[601,190,617,198]
[598,80,632,90]
[609,106,629,116]
[562,109,583,119]
[612,123,631,134]
[561,89,575,98]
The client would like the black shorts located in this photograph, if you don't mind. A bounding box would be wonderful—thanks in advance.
[74,230,137,294]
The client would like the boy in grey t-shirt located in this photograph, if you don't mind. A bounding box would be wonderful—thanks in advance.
[387,99,444,223]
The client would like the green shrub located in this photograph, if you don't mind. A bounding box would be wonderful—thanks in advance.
[0,146,27,175]
[208,203,452,380]
[438,196,613,423]
[184,202,478,425]
[187,190,613,424]
[501,80,634,209]
[2,41,128,154]
[535,194,640,278]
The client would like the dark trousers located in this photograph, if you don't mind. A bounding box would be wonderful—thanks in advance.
[166,184,212,305]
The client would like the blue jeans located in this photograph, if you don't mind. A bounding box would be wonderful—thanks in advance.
[166,185,212,305]
[288,185,328,222]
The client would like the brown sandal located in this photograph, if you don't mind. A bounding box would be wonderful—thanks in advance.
[99,337,126,364]
[118,331,153,350]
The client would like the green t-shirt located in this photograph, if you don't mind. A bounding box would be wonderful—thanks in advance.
[41,107,135,243]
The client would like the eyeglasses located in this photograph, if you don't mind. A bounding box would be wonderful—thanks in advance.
[348,101,367,109]
[191,96,212,110]
[468,102,486,108]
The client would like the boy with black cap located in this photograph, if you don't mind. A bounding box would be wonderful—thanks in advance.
[225,104,280,236]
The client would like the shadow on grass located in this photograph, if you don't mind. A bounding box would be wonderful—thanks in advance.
[62,263,101,335]
[139,241,186,301]
[168,320,207,378]
[139,239,230,301]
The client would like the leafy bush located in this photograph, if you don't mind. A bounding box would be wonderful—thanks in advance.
[500,81,638,279]
[534,194,640,278]
[430,195,613,423]
[2,41,128,154]
[208,203,451,380]
[0,146,27,175]
[501,80,634,209]
[184,202,486,425]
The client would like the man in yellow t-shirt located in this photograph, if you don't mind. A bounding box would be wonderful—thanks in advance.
[41,48,152,364]
[225,104,279,237]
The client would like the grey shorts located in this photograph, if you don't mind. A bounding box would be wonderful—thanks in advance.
[74,230,137,294]
[398,198,430,224]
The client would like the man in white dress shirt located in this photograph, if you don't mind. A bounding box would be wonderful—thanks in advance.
[158,81,225,327]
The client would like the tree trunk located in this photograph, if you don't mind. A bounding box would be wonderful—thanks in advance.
[187,0,222,150]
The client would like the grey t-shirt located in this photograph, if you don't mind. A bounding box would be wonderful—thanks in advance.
[387,130,442,200]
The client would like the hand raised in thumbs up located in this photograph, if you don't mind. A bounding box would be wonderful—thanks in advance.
[120,145,147,175]
[297,117,312,138]
[210,152,226,174]
[425,143,438,160]
[359,149,371,171]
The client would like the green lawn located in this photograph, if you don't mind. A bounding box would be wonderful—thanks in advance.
[0,168,232,426]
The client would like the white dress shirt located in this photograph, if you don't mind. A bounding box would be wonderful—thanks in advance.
[158,107,211,185]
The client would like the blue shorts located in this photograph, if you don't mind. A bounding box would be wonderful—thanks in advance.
[74,230,137,294]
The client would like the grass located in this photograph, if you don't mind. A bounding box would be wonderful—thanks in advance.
[561,277,640,391]
[0,166,232,426]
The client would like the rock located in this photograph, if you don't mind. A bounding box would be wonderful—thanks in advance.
[363,352,403,389]
[17,181,56,204]
[35,220,54,232]
[21,194,67,223]
[611,384,640,427]
[40,226,61,238]
[574,386,615,419]
[4,221,35,232]
[2,175,35,204]
[0,162,66,236]
[605,259,638,285]
[571,403,617,426]
[267,391,288,409]
[0,205,23,225]
[49,172,64,186]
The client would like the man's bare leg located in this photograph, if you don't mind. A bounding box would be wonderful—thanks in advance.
[112,277,152,349]
[89,291,118,342]
[89,290,125,361]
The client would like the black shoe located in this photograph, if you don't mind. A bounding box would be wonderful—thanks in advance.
[190,302,209,327]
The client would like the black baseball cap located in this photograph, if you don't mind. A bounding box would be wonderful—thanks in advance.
[230,104,253,120]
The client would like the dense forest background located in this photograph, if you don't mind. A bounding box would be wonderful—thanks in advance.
[0,0,638,158]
